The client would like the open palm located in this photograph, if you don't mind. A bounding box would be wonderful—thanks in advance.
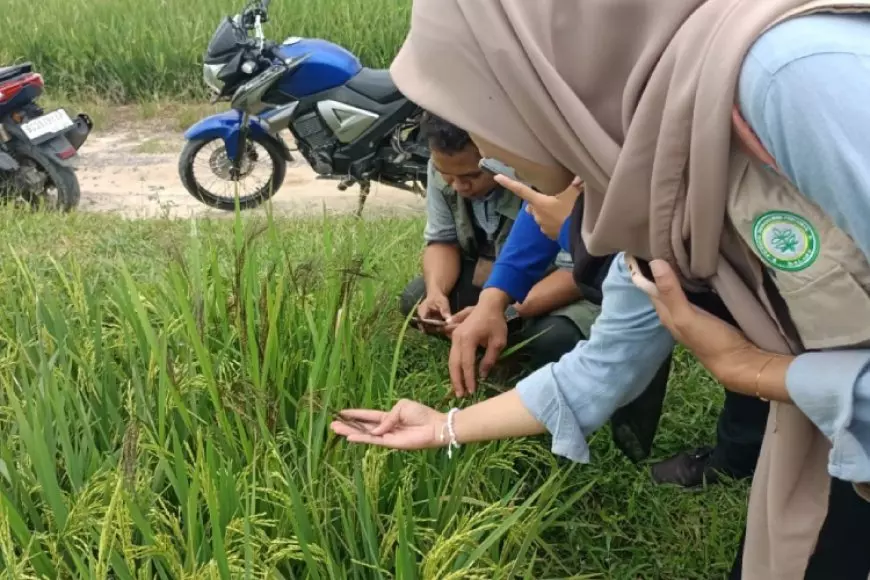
[330,400,446,450]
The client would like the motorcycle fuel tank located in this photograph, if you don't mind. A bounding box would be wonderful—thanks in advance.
[275,38,362,98]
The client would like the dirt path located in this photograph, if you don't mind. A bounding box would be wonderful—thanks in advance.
[75,127,426,219]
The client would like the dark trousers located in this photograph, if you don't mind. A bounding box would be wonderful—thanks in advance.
[685,288,769,480]
[683,288,864,578]
[729,478,870,579]
[399,260,583,369]
[710,390,769,479]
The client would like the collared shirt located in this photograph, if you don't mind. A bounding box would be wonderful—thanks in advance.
[423,161,575,269]
[423,161,507,245]
[502,13,870,481]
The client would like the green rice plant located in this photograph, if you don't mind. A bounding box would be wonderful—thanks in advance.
[3,0,412,102]
[0,208,749,578]
[0,208,599,579]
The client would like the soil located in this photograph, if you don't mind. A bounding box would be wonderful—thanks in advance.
[73,126,427,219]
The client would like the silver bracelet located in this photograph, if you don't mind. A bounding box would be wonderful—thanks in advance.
[445,408,461,459]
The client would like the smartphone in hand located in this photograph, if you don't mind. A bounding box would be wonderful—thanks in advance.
[410,316,447,328]
[479,157,515,179]
[625,254,656,284]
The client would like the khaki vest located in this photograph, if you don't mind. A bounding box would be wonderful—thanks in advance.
[434,171,601,335]
[439,178,522,260]
[727,107,870,578]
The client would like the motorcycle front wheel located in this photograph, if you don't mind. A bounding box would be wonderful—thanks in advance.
[178,133,287,211]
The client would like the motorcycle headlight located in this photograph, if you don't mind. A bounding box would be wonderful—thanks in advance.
[241,60,257,75]
[203,63,225,93]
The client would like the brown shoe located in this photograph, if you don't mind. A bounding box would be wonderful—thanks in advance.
[650,447,720,489]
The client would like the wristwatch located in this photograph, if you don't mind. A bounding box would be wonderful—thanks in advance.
[504,304,520,322]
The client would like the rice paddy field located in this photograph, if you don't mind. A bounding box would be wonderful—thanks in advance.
[0,209,747,578]
[3,0,750,577]
[4,0,412,102]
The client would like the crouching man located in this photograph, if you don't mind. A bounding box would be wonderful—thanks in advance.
[399,113,598,370]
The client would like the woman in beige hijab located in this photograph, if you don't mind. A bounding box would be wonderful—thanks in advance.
[331,1,870,577]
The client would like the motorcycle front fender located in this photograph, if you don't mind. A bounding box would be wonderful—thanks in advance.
[183,110,274,161]
[0,151,18,171]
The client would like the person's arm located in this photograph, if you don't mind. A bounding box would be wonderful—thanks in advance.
[336,255,675,460]
[788,353,870,481]
[515,269,582,318]
[421,160,462,297]
[511,255,675,462]
[452,390,547,442]
[483,202,565,303]
[422,244,461,297]
[737,17,870,480]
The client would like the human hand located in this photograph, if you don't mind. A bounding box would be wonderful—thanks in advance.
[417,293,451,332]
[330,399,447,450]
[494,175,582,239]
[448,297,508,397]
[443,306,474,337]
[627,256,757,383]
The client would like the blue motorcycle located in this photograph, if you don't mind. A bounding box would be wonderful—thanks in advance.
[180,0,429,213]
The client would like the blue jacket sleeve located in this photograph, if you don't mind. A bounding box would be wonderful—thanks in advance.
[516,255,675,462]
[483,202,569,302]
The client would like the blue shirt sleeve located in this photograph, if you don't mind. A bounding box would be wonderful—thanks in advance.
[787,353,870,481]
[516,254,675,462]
[483,202,564,302]
[739,13,870,481]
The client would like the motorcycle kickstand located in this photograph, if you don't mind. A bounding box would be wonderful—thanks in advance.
[355,181,371,218]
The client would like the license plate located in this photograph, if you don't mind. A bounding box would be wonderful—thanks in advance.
[21,109,74,141]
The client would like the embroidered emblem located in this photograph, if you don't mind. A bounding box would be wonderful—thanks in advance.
[752,211,819,272]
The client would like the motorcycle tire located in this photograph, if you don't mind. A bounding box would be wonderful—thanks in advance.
[11,144,81,211]
[178,133,287,211]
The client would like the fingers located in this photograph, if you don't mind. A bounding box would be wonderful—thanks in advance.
[649,259,694,325]
[448,337,468,397]
[629,266,659,297]
[330,421,357,436]
[648,260,680,297]
[557,177,583,200]
[494,174,547,205]
[370,402,404,436]
[337,409,387,423]
[625,255,660,298]
[446,306,473,326]
[460,337,478,395]
[418,302,434,319]
[478,338,505,381]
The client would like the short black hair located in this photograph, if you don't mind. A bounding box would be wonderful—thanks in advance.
[420,112,475,155]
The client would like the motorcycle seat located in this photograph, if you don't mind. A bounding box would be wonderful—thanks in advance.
[345,68,404,104]
[0,63,33,84]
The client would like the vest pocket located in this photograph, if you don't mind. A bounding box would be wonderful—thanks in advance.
[777,263,870,350]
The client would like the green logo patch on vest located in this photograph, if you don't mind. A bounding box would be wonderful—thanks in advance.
[752,211,819,272]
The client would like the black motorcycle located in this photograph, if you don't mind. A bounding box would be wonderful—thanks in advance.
[180,0,429,215]
[0,63,91,210]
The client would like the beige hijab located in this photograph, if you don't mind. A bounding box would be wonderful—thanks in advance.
[391,1,870,577]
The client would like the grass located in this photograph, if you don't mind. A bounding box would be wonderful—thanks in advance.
[0,207,747,578]
[3,0,412,102]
